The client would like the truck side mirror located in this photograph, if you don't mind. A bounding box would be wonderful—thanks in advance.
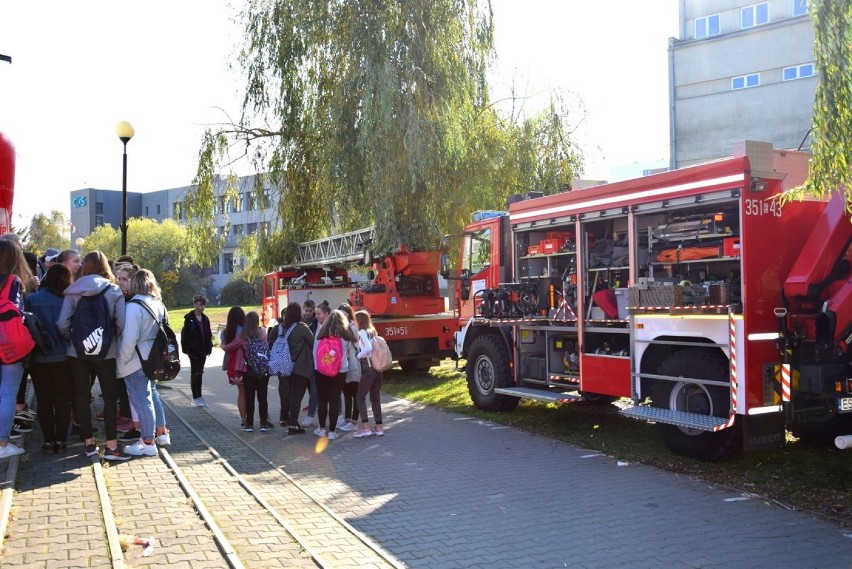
[460,269,471,301]
[440,252,450,279]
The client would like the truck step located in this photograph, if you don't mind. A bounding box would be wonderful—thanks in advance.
[620,405,732,432]
[494,387,583,404]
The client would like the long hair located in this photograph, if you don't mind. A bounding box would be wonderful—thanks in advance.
[282,302,302,328]
[43,264,72,296]
[81,251,115,282]
[354,310,377,338]
[337,303,354,321]
[129,269,162,300]
[223,306,245,343]
[241,311,262,339]
[317,309,357,341]
[56,249,80,265]
[0,239,32,292]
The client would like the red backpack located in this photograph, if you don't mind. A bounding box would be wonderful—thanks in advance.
[0,275,35,363]
[315,336,344,376]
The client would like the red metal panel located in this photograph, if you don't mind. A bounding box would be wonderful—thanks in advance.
[738,177,826,410]
[579,354,631,397]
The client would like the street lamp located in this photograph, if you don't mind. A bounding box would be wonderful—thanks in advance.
[115,121,134,256]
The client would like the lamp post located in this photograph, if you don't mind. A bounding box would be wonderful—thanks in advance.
[115,121,134,256]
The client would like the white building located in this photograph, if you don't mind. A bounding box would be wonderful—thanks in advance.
[69,174,279,290]
[669,0,816,167]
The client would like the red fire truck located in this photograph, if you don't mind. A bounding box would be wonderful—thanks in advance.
[261,227,458,372]
[445,141,852,459]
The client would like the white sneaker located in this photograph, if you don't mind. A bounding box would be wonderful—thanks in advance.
[313,427,327,437]
[300,416,315,428]
[192,398,207,408]
[340,421,357,432]
[327,431,338,440]
[353,428,373,438]
[336,418,346,428]
[124,441,157,457]
[155,433,171,446]
[0,443,25,458]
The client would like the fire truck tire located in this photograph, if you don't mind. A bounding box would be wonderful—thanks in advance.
[651,349,742,461]
[467,335,519,412]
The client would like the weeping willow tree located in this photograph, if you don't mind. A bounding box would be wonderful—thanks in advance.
[786,0,852,210]
[186,0,583,272]
[187,0,496,265]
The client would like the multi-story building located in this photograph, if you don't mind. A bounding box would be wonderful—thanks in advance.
[669,0,816,167]
[69,174,278,290]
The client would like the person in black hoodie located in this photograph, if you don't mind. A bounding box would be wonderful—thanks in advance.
[181,294,213,407]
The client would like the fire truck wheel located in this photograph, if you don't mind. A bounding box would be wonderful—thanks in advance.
[651,349,742,461]
[466,334,519,412]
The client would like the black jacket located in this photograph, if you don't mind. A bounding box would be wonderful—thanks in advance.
[181,310,213,358]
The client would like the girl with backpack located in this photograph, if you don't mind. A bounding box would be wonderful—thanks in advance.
[0,240,33,459]
[24,264,74,453]
[313,309,357,440]
[240,311,273,432]
[220,306,247,429]
[116,269,171,457]
[353,310,384,437]
[273,302,314,435]
[57,251,126,460]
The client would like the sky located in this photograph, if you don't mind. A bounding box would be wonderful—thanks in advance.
[0,1,679,226]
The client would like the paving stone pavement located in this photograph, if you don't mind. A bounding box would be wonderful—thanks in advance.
[2,349,852,568]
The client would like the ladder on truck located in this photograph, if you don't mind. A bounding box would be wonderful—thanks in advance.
[297,226,375,267]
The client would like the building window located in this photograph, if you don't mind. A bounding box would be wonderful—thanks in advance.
[793,0,807,17]
[217,197,225,214]
[144,206,149,217]
[783,63,815,81]
[173,202,182,220]
[259,221,270,236]
[95,202,104,214]
[233,224,244,236]
[157,204,161,215]
[224,253,234,274]
[210,255,220,275]
[247,222,258,235]
[95,215,104,227]
[732,73,760,90]
[694,14,720,38]
[742,3,769,28]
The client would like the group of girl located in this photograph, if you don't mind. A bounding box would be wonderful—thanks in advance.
[220,300,384,440]
[0,239,172,461]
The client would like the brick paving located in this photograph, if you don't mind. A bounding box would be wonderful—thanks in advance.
[1,351,851,568]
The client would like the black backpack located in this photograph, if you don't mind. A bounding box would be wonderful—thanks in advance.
[129,299,181,382]
[70,288,114,360]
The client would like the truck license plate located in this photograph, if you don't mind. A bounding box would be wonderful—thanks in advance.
[840,397,852,412]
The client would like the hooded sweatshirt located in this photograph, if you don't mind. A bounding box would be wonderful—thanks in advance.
[117,293,166,379]
[56,274,126,359]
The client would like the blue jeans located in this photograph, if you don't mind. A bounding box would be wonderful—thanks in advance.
[307,371,318,417]
[0,362,23,443]
[124,368,166,441]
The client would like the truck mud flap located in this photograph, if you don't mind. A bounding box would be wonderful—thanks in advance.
[494,387,583,404]
[621,405,732,432]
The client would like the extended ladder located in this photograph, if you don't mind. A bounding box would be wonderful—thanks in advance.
[297,227,375,267]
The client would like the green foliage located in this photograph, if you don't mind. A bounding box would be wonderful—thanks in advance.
[23,210,69,255]
[219,278,258,305]
[786,0,852,210]
[81,218,209,305]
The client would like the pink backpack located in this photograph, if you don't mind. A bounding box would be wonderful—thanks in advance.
[316,336,344,376]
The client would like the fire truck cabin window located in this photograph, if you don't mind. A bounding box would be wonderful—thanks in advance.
[464,227,492,275]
